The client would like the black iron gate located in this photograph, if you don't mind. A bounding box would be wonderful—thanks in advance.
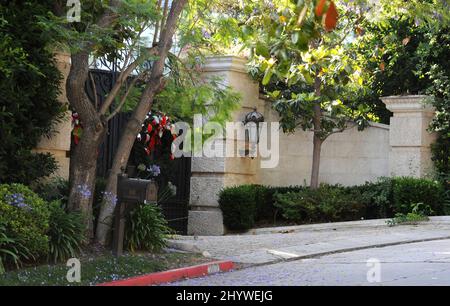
[85,69,191,235]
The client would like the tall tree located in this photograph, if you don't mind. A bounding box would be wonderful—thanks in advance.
[44,0,188,241]
[45,0,240,244]
[242,0,373,189]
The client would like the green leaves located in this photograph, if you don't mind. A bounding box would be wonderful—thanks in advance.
[47,201,85,263]
[125,204,171,253]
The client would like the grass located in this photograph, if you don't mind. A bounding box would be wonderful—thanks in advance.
[0,251,210,286]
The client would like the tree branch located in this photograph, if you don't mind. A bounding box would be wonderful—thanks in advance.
[153,0,163,47]
[99,46,158,115]
[159,0,170,42]
[88,71,99,110]
[106,77,139,121]
[322,121,358,141]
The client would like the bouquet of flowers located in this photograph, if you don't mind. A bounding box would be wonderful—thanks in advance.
[137,111,178,160]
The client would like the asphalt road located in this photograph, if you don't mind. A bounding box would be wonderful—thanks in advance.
[168,239,450,286]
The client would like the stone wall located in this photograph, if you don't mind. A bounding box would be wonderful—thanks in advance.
[255,118,390,187]
[188,56,437,236]
[382,95,436,178]
[34,52,72,180]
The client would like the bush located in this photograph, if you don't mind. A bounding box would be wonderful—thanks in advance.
[256,186,305,223]
[32,178,70,205]
[219,177,447,228]
[352,177,393,219]
[0,221,32,274]
[219,185,258,231]
[0,184,50,265]
[274,185,365,223]
[0,1,65,184]
[392,177,445,215]
[125,204,170,252]
[47,201,85,263]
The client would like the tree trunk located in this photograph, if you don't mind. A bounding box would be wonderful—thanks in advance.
[68,128,104,239]
[310,122,323,190]
[66,51,105,240]
[95,94,156,245]
[95,0,188,246]
[310,76,323,190]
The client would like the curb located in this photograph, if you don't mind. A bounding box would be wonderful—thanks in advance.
[97,260,235,286]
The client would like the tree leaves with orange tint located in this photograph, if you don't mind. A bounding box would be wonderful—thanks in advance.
[324,1,338,31]
[315,0,327,17]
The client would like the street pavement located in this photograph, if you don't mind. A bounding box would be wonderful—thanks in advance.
[165,217,450,285]
[168,217,450,265]
[168,239,450,286]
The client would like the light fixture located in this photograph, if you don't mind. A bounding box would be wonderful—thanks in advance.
[243,107,264,157]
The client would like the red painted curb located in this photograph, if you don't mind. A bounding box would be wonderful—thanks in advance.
[97,260,235,286]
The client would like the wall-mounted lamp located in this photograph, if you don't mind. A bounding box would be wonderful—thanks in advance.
[243,107,264,157]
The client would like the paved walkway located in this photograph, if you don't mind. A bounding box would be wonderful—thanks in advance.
[168,217,450,265]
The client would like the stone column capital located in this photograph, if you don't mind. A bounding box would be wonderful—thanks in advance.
[381,95,435,115]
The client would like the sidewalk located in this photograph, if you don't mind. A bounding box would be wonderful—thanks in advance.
[168,217,450,265]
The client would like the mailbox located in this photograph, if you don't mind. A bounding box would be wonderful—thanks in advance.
[112,174,158,257]
[117,176,158,204]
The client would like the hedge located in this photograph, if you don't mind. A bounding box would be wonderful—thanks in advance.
[218,177,448,231]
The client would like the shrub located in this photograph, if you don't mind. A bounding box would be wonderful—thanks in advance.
[0,1,65,184]
[392,177,445,215]
[0,221,31,273]
[125,204,170,252]
[219,185,258,231]
[47,201,85,263]
[32,178,70,205]
[352,177,393,219]
[274,191,322,222]
[0,184,50,264]
[256,186,305,223]
[274,185,365,223]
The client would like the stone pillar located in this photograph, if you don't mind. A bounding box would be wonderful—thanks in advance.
[34,52,72,180]
[381,95,436,178]
[187,56,264,236]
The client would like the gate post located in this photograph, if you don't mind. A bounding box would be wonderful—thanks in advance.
[381,95,436,178]
[187,56,263,236]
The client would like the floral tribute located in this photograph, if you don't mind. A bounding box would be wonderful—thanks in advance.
[71,112,83,145]
[137,112,178,160]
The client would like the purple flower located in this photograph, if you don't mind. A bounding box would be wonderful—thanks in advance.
[5,193,32,211]
[147,164,161,177]
[76,184,92,199]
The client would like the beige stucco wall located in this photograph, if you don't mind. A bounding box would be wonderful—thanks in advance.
[382,95,437,178]
[188,56,392,235]
[200,56,391,188]
[34,52,72,180]
[255,116,390,187]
